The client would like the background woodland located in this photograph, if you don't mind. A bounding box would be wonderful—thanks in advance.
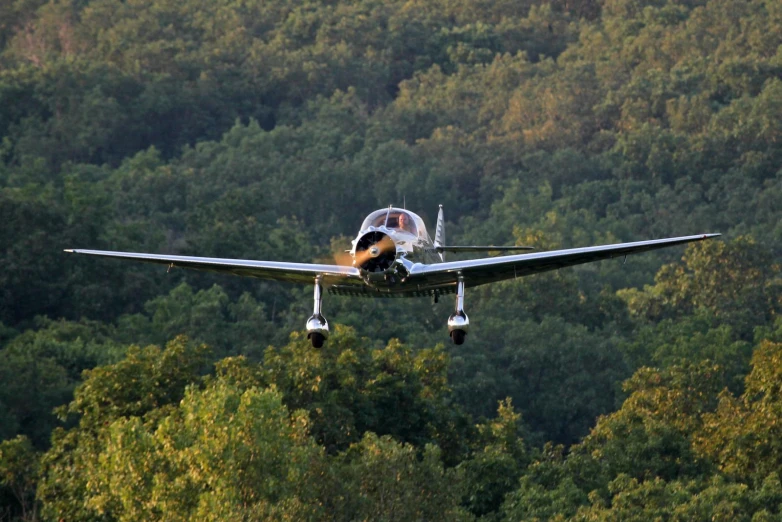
[1,0,781,519]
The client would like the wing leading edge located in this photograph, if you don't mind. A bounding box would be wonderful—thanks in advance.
[64,249,363,286]
[408,234,721,288]
[66,234,720,292]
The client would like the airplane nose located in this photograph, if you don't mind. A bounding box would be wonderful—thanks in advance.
[369,246,381,257]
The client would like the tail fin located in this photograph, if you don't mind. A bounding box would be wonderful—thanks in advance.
[434,205,445,261]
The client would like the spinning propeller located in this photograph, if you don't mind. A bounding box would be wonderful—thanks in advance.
[353,232,397,272]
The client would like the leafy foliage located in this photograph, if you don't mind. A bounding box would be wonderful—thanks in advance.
[0,0,781,518]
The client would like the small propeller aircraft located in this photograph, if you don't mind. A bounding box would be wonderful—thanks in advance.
[66,206,719,347]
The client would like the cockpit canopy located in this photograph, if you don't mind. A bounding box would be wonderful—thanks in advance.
[360,208,428,239]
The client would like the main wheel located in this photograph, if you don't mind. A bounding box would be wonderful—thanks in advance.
[309,332,325,348]
[450,329,466,345]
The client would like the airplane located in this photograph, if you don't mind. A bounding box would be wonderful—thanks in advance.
[65,206,720,348]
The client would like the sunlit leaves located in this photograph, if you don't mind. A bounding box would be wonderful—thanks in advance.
[460,399,529,517]
[86,383,322,521]
[64,336,211,430]
[38,336,211,521]
[1,0,782,518]
[0,435,40,521]
[695,341,782,482]
[620,236,781,337]
[262,325,468,458]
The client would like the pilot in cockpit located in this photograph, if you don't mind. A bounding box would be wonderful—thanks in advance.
[397,213,413,233]
[369,210,418,235]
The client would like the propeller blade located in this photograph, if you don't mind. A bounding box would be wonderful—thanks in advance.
[352,235,396,268]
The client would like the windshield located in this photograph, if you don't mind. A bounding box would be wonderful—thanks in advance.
[360,208,427,238]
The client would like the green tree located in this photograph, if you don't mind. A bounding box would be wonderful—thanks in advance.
[620,237,781,337]
[262,325,471,460]
[324,432,472,522]
[571,361,722,486]
[696,341,782,483]
[84,382,323,521]
[460,399,529,518]
[38,336,211,521]
[117,282,276,358]
[450,315,627,445]
[0,318,123,447]
[0,435,40,522]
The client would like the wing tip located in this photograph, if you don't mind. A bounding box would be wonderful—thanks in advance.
[64,249,75,253]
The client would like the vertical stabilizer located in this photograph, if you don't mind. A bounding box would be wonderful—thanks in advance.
[434,204,445,261]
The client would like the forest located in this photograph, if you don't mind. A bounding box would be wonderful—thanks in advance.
[0,0,781,519]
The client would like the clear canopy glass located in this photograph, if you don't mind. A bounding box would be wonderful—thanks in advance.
[360,208,428,238]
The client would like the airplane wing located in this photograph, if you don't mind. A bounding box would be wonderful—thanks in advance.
[63,249,363,285]
[408,234,721,288]
[436,245,535,253]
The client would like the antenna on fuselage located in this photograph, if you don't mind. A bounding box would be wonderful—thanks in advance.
[384,205,392,227]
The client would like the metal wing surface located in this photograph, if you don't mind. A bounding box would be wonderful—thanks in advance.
[64,249,363,285]
[436,245,535,252]
[408,234,721,288]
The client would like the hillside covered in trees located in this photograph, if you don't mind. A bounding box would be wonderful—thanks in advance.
[1,0,781,519]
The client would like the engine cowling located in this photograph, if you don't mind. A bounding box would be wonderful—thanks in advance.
[354,231,396,272]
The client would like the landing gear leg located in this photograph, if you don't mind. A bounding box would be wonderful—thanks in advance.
[306,276,329,348]
[447,275,469,345]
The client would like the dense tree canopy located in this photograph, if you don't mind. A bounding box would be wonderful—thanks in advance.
[1,0,780,519]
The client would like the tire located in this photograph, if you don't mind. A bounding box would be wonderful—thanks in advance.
[309,332,325,348]
[450,329,466,345]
